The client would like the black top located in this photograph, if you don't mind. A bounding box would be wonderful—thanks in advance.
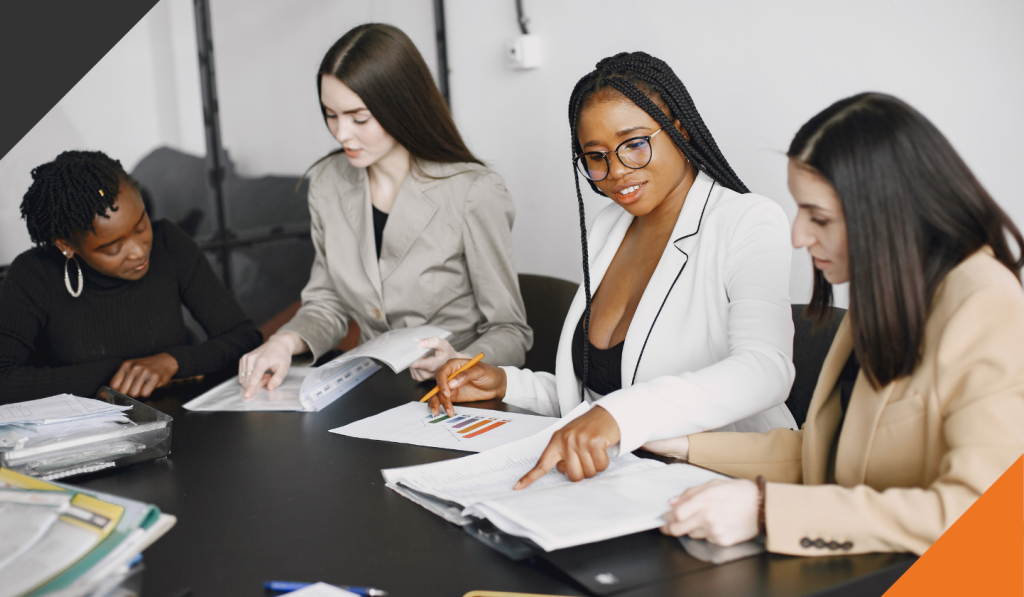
[571,312,623,396]
[838,352,861,415]
[372,205,389,259]
[0,220,262,403]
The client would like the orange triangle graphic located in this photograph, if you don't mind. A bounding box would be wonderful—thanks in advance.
[884,455,1023,596]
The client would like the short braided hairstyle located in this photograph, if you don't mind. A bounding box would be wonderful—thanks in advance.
[567,52,748,399]
[20,150,139,247]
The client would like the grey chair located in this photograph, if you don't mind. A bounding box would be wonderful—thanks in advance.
[131,147,314,329]
[786,303,847,428]
[518,273,579,374]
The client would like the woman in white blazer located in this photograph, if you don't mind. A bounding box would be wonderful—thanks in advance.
[432,52,797,487]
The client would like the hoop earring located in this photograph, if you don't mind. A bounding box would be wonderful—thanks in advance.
[65,255,83,298]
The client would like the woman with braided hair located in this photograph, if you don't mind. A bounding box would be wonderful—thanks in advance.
[0,150,262,402]
[432,52,797,487]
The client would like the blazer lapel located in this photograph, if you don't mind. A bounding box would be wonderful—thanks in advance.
[834,370,902,484]
[554,208,633,414]
[337,167,383,299]
[621,172,715,386]
[378,175,439,282]
[802,314,854,485]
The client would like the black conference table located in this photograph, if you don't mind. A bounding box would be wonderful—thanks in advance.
[76,367,916,597]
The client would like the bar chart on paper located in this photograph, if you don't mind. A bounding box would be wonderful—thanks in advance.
[330,402,556,452]
[421,412,513,441]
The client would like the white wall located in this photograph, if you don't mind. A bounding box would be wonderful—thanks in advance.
[0,0,204,263]
[208,0,438,176]
[444,0,1024,305]
[0,0,436,263]
[2,0,1022,310]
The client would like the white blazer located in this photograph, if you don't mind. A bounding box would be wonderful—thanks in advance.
[502,172,798,453]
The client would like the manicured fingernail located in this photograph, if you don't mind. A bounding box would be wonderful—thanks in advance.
[450,380,458,387]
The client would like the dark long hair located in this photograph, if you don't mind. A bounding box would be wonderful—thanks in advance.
[567,51,747,396]
[316,23,481,169]
[790,92,1024,388]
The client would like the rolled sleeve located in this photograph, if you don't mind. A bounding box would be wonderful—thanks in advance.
[501,366,560,417]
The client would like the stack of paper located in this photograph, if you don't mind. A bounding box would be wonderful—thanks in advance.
[0,468,175,597]
[0,395,134,453]
[383,404,726,551]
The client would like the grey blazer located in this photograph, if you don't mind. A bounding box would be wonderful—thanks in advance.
[279,154,532,366]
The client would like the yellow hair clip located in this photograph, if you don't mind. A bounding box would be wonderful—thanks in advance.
[99,189,105,196]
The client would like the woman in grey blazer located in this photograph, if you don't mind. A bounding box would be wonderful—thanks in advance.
[239,24,531,397]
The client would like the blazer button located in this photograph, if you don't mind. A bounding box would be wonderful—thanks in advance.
[841,541,853,550]
[813,539,826,548]
[827,541,839,550]
[372,308,383,320]
[800,538,813,548]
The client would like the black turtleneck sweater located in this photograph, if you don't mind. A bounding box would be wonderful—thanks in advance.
[0,220,262,403]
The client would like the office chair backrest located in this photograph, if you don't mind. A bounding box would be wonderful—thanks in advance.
[518,273,579,374]
[787,303,847,428]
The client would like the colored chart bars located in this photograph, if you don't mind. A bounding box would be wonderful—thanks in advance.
[423,412,511,441]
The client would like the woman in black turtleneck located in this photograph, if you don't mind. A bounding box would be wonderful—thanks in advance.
[0,150,262,403]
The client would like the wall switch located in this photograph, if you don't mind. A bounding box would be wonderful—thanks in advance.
[507,34,542,70]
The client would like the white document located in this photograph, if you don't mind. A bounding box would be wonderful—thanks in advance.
[382,403,726,551]
[466,463,726,551]
[382,403,662,503]
[183,367,312,412]
[0,395,129,425]
[0,490,72,571]
[301,325,451,406]
[331,402,556,453]
[286,583,358,597]
[182,358,380,412]
[0,509,106,597]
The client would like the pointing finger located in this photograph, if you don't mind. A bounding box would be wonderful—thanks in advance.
[515,442,563,490]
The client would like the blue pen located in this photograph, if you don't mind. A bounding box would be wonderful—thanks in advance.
[264,581,388,596]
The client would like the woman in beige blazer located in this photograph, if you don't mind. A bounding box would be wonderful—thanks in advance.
[239,24,531,396]
[651,93,1024,556]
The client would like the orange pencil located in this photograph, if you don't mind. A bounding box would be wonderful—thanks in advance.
[420,352,485,403]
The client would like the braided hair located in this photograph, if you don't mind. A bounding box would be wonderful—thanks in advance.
[20,151,139,247]
[567,52,748,399]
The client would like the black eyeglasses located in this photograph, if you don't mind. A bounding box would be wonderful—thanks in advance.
[573,128,665,182]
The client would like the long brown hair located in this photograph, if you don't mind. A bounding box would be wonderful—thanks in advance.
[316,23,481,168]
[790,92,1024,388]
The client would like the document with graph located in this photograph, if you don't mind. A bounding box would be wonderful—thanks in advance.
[330,402,555,453]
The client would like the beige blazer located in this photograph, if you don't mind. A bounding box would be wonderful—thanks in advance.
[279,154,532,366]
[688,247,1024,556]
